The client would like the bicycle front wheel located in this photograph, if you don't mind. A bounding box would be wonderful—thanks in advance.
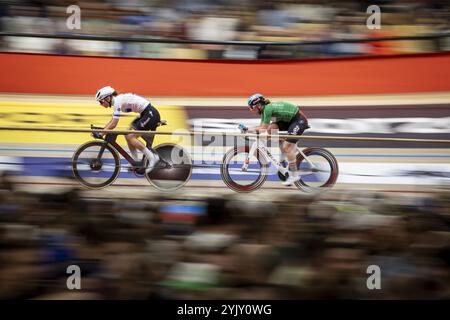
[295,147,338,193]
[72,141,121,189]
[221,146,269,192]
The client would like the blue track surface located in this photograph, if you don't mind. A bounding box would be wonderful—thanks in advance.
[7,156,328,182]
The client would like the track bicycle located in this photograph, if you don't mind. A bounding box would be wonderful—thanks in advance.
[72,122,192,191]
[220,132,339,193]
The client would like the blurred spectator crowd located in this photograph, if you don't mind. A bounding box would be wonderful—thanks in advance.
[0,0,449,59]
[1,172,449,299]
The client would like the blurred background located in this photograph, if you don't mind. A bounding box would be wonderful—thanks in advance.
[0,0,449,59]
[0,0,450,300]
[1,182,450,299]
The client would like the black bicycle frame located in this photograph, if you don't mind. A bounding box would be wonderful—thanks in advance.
[96,133,140,166]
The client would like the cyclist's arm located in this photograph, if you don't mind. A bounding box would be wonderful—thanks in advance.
[101,117,119,137]
[104,117,119,130]
[248,123,269,133]
[102,104,121,133]
[249,107,271,133]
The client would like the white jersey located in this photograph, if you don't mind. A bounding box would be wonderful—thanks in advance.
[112,93,150,119]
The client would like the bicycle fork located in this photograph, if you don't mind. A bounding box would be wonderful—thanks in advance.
[241,139,259,172]
[97,142,108,158]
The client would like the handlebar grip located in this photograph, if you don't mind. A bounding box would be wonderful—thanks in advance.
[238,124,248,133]
[92,132,102,139]
[90,125,103,139]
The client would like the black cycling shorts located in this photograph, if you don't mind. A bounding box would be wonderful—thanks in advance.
[276,111,309,143]
[131,104,161,131]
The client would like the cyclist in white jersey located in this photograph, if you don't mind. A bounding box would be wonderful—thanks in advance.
[95,86,160,173]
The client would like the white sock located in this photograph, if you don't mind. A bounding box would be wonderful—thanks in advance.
[288,162,298,178]
[130,149,139,161]
[142,148,158,164]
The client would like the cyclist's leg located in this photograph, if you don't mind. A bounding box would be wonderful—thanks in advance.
[126,131,159,172]
[138,104,160,149]
[281,140,298,172]
[127,115,145,161]
[281,113,309,185]
[268,122,286,162]
[125,132,149,162]
[125,129,140,161]
[284,112,308,146]
[274,121,288,161]
[130,105,161,172]
[281,141,300,186]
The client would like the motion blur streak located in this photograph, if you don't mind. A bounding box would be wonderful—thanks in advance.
[1,0,449,300]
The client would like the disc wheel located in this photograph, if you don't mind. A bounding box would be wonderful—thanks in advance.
[145,143,193,191]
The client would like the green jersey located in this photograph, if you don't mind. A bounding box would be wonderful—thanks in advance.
[260,102,299,124]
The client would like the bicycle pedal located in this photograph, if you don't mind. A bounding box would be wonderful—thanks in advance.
[277,171,288,182]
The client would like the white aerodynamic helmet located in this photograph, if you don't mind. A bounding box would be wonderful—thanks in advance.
[95,86,115,101]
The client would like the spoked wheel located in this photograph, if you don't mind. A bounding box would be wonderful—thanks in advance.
[221,146,269,192]
[72,141,121,189]
[294,147,338,193]
[145,143,192,191]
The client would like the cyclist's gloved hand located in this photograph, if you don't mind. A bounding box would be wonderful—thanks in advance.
[92,131,102,139]
[91,124,103,139]
[238,124,248,133]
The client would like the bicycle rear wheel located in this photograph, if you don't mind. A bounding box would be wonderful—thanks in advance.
[72,141,121,189]
[221,146,268,192]
[294,147,338,193]
[145,143,192,191]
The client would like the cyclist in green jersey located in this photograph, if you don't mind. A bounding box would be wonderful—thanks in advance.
[240,93,310,186]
